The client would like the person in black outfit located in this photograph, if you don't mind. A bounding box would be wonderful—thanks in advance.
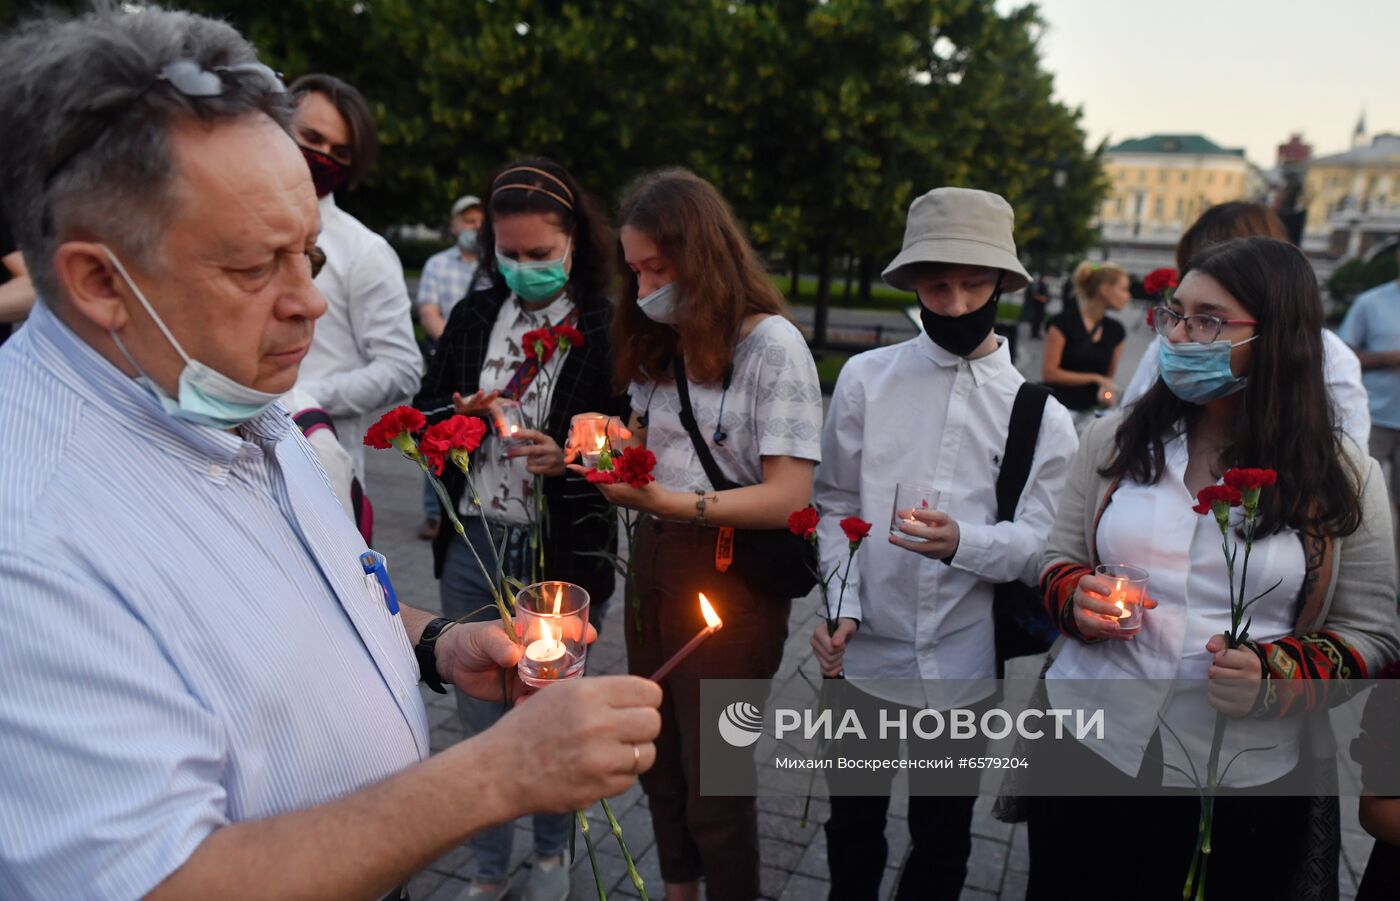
[412,158,627,901]
[0,200,36,346]
[1021,273,1050,338]
[1041,260,1129,413]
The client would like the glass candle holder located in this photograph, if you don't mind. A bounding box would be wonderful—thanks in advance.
[890,484,941,538]
[492,399,530,449]
[570,413,611,468]
[516,581,590,687]
[1096,563,1149,633]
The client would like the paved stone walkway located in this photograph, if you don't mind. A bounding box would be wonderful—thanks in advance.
[368,300,1373,899]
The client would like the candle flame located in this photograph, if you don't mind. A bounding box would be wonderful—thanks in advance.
[509,424,519,434]
[698,593,722,630]
[595,433,607,449]
[551,584,564,616]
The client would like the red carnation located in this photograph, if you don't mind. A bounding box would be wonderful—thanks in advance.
[1144,267,1179,297]
[788,505,820,541]
[419,415,487,475]
[1192,485,1242,533]
[553,323,584,350]
[586,468,619,484]
[840,516,873,547]
[523,327,558,364]
[364,405,427,450]
[1223,468,1277,491]
[612,446,656,489]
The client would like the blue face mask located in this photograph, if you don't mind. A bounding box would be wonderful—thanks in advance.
[637,282,679,324]
[105,248,284,430]
[456,228,479,254]
[1158,335,1257,404]
[497,240,570,303]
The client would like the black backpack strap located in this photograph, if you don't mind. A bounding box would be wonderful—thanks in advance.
[995,382,1051,523]
[672,354,741,492]
[293,407,338,438]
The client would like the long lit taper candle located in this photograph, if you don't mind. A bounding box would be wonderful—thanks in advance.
[648,593,723,682]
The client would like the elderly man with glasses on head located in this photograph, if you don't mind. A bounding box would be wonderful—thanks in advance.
[0,8,660,901]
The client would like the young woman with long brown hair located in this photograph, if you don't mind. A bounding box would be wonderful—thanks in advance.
[1028,237,1400,900]
[576,168,822,901]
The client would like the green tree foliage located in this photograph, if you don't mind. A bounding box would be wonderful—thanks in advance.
[4,0,1106,341]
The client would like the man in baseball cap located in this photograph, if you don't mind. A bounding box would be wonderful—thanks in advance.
[418,194,485,346]
[812,187,1078,900]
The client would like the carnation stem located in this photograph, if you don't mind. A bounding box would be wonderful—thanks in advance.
[576,810,607,900]
[602,798,649,900]
[420,459,514,635]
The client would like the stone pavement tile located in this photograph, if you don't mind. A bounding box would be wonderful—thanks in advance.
[758,794,829,823]
[614,802,656,857]
[760,836,807,871]
[1007,823,1029,872]
[966,836,1010,893]
[761,863,791,898]
[970,796,1013,842]
[572,849,628,898]
[1000,867,1028,900]
[426,843,470,876]
[406,868,448,900]
[760,811,823,845]
[795,833,830,879]
[959,887,998,901]
[777,873,832,901]
[423,874,470,901]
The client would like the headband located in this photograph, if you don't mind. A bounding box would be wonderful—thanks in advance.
[491,166,575,210]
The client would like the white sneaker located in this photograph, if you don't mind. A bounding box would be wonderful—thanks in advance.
[523,854,570,901]
[457,879,510,901]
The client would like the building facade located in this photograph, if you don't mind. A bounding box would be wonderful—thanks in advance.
[1302,133,1400,259]
[1096,134,1265,245]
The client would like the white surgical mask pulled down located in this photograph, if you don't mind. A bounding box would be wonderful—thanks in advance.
[637,282,679,324]
[104,247,283,430]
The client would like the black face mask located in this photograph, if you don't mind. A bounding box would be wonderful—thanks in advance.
[919,271,1005,357]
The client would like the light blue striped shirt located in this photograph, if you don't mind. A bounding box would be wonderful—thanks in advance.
[0,303,429,900]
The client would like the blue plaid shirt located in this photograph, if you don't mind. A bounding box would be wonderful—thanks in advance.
[417,246,480,321]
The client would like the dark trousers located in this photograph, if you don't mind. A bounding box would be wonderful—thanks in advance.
[627,518,791,901]
[1025,728,1313,901]
[823,684,988,901]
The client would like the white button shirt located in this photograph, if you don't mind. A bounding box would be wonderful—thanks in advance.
[298,194,424,479]
[1048,432,1305,787]
[814,336,1079,708]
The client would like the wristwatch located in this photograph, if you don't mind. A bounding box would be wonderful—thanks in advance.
[414,617,455,694]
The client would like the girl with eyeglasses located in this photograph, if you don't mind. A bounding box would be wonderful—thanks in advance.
[1024,237,1400,900]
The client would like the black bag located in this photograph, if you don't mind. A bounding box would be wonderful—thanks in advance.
[991,382,1059,676]
[672,355,819,600]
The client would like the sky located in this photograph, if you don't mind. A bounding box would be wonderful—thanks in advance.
[1008,0,1400,167]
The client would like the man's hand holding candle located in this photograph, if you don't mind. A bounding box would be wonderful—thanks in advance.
[473,676,663,815]
[434,619,598,702]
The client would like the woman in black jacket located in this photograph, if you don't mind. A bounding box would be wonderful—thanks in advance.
[413,157,626,900]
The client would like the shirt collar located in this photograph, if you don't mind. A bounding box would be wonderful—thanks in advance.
[915,332,1013,386]
[25,300,283,469]
[509,292,573,328]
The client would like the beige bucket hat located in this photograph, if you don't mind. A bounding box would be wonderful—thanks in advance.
[883,187,1030,293]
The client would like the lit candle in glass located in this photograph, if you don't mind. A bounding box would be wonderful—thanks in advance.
[649,594,724,682]
[516,581,590,687]
[493,398,530,449]
[1095,563,1148,633]
[571,413,611,468]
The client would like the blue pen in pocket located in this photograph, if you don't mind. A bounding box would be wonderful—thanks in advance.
[360,550,400,616]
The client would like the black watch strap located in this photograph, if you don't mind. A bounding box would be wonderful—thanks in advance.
[414,617,455,694]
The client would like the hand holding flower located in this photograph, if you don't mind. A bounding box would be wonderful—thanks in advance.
[810,617,859,678]
[1205,633,1263,717]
